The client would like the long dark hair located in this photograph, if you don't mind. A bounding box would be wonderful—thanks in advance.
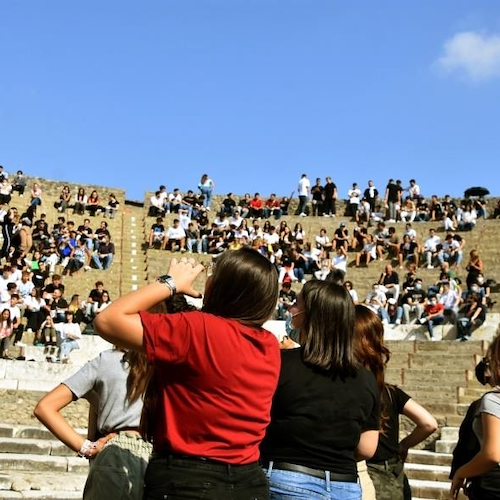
[130,295,198,442]
[299,280,358,377]
[202,247,279,328]
[353,304,391,431]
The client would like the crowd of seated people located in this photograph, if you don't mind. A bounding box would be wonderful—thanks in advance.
[354,249,494,341]
[0,170,119,362]
[144,187,496,341]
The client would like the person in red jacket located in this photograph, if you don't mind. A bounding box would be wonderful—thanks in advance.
[421,294,445,340]
[249,192,264,219]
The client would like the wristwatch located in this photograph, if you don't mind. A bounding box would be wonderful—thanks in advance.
[157,274,176,295]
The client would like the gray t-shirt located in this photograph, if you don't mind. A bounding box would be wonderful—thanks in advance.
[473,390,500,464]
[63,349,143,435]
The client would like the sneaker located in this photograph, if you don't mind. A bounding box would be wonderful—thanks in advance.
[84,266,91,271]
[426,265,434,269]
[395,319,401,325]
[299,213,307,217]
[323,214,329,217]
[431,337,438,341]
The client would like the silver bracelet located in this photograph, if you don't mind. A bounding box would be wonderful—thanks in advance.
[78,439,96,458]
[157,275,176,295]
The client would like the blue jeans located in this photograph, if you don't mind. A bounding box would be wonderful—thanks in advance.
[200,187,213,208]
[265,466,361,500]
[92,253,113,270]
[58,338,79,360]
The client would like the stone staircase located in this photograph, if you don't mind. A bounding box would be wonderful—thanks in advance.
[0,423,87,499]
[0,337,489,500]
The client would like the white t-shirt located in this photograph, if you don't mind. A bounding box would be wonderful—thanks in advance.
[264,232,280,245]
[424,235,441,252]
[167,226,186,240]
[348,188,361,204]
[55,322,82,341]
[298,177,311,196]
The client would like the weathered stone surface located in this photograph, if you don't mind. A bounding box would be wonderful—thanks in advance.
[0,392,89,428]
[0,454,68,473]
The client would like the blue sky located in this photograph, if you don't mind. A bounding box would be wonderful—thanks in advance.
[1,0,500,201]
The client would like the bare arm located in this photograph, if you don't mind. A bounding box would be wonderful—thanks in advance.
[94,258,204,351]
[356,430,379,460]
[451,413,500,499]
[398,399,438,460]
[34,384,85,453]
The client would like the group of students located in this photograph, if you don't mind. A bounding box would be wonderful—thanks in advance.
[32,247,500,499]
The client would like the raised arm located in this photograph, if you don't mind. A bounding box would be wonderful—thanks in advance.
[94,258,204,350]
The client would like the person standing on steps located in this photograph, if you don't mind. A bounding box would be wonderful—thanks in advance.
[297,173,310,216]
[34,347,153,499]
[354,306,438,500]
[95,248,281,500]
[198,173,215,210]
[323,176,337,217]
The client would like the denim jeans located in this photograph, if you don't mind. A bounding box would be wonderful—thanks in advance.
[144,456,269,500]
[92,253,113,270]
[200,187,213,208]
[58,338,79,360]
[427,314,444,337]
[265,466,361,500]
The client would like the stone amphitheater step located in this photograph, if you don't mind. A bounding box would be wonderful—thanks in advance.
[405,463,450,483]
[409,479,467,500]
[435,441,460,454]
[0,424,86,441]
[408,353,481,368]
[0,491,82,499]
[407,450,452,466]
[0,438,73,456]
[0,454,88,474]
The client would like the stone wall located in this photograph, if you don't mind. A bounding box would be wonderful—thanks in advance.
[0,390,89,428]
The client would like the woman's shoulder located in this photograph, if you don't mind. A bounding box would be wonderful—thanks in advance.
[480,390,500,416]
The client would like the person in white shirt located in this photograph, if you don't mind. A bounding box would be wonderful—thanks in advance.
[163,219,186,251]
[422,229,441,268]
[315,229,332,256]
[178,210,191,231]
[54,311,82,363]
[365,283,388,308]
[167,189,183,214]
[263,226,280,246]
[407,179,422,200]
[347,182,361,219]
[404,223,417,241]
[149,191,165,217]
[229,211,244,229]
[297,174,311,216]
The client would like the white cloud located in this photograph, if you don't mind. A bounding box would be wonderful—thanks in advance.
[436,31,500,82]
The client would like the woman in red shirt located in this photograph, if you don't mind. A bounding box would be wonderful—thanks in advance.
[95,248,280,500]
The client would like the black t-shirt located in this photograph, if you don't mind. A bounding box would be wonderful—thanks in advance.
[43,283,65,295]
[279,289,297,305]
[311,185,324,201]
[386,183,402,203]
[260,348,380,474]
[404,288,427,304]
[324,182,337,198]
[369,386,410,462]
[380,272,399,286]
[151,224,165,234]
